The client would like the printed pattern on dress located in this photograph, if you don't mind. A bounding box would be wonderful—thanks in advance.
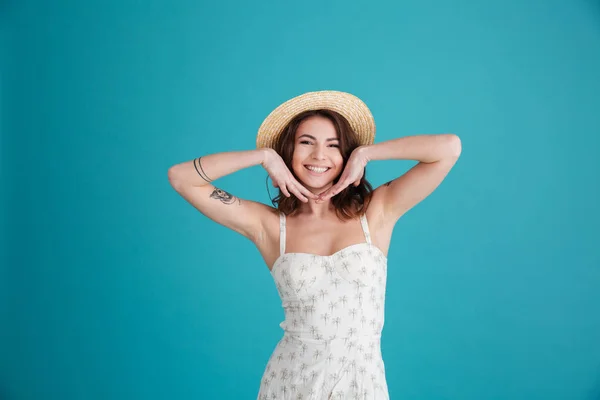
[257,213,390,400]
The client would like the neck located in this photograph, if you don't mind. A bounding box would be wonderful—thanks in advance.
[295,197,336,218]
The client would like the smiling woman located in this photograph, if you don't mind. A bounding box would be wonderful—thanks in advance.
[168,90,461,400]
[272,109,374,220]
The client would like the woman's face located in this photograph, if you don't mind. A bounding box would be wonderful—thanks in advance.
[291,115,344,191]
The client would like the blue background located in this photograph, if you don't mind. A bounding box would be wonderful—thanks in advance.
[2,0,600,399]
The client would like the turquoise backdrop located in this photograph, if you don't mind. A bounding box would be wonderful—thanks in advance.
[2,0,600,399]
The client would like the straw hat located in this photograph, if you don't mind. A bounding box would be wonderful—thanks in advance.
[256,90,376,149]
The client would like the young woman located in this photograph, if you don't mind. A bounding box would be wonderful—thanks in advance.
[168,91,461,399]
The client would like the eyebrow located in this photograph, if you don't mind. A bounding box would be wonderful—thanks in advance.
[298,134,339,142]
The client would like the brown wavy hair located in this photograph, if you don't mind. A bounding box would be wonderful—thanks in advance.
[266,109,373,220]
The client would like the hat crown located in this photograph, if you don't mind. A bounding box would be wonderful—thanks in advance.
[257,90,376,150]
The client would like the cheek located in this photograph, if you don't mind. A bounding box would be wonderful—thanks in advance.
[333,154,345,170]
[291,151,305,173]
[292,147,309,164]
[291,151,301,167]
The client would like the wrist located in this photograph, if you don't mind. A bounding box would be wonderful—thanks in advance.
[259,148,275,166]
[354,145,373,163]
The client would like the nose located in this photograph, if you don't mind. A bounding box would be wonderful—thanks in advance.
[311,144,326,160]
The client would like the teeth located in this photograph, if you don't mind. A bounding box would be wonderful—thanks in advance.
[306,166,328,173]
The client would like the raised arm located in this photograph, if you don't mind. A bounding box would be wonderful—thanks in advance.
[167,148,317,241]
[318,133,462,224]
[367,134,462,223]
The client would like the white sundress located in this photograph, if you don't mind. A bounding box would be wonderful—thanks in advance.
[257,212,390,400]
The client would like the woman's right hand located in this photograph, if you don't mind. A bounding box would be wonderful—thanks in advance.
[261,148,318,203]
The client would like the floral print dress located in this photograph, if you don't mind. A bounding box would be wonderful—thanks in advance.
[257,212,390,400]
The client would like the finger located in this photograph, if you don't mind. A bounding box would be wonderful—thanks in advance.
[318,184,337,198]
[297,186,316,201]
[317,189,330,199]
[288,183,308,202]
[294,190,309,203]
[290,178,318,200]
[298,183,319,200]
[327,181,350,199]
[280,184,291,197]
[320,185,340,200]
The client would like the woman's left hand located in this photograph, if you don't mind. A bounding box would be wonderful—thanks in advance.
[318,146,370,201]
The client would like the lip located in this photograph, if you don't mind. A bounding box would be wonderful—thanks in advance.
[304,165,331,176]
[304,164,331,168]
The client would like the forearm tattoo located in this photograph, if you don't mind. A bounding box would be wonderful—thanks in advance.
[210,188,241,205]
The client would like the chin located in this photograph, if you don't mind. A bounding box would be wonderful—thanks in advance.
[304,179,335,191]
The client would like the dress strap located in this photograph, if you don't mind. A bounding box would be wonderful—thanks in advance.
[279,212,286,257]
[359,213,373,245]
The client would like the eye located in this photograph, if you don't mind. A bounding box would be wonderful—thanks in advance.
[299,140,339,147]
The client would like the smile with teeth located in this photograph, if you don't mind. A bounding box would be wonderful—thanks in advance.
[305,165,330,174]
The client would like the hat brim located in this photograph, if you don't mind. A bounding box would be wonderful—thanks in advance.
[256,90,376,149]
